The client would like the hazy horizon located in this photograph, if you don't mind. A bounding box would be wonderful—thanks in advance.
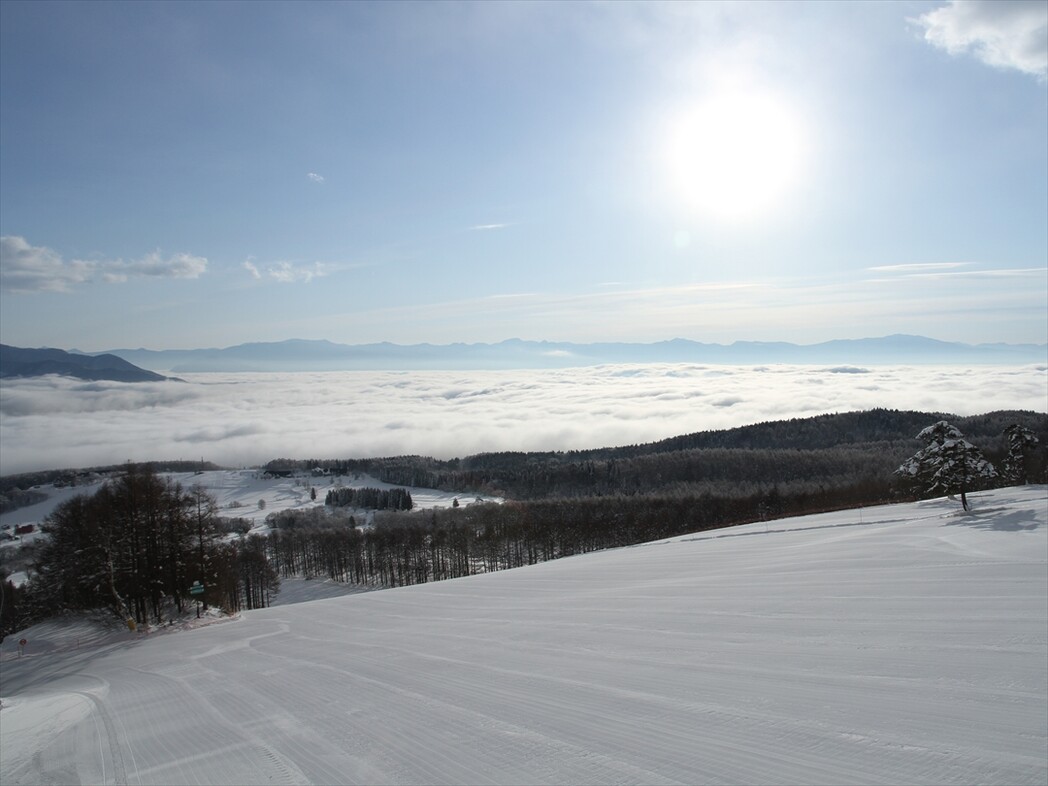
[40,332,1048,354]
[1,1,1046,352]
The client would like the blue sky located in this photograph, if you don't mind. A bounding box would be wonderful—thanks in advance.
[1,0,1045,351]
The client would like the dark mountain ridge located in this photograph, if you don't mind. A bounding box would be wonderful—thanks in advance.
[0,344,176,382]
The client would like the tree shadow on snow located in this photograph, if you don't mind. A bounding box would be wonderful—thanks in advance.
[944,507,1042,532]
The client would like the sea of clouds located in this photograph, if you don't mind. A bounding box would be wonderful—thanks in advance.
[1,364,1046,475]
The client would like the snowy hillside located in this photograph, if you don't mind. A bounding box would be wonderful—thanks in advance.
[0,469,496,539]
[2,487,1046,785]
[1,469,498,592]
[2,469,496,529]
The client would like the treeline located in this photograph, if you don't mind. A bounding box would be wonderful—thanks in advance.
[325,486,413,511]
[1,465,278,640]
[256,478,887,589]
[266,410,1048,501]
[0,460,222,498]
[0,487,47,515]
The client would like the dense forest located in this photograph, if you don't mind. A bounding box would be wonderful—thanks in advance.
[325,486,414,511]
[3,409,1045,639]
[268,409,1048,500]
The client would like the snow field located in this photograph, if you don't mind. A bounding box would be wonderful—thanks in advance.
[0,469,498,537]
[167,469,497,526]
[3,469,482,589]
[1,486,1046,785]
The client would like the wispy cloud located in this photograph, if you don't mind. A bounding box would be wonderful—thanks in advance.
[914,0,1048,81]
[866,264,1046,281]
[244,258,334,284]
[103,251,208,283]
[277,268,1044,347]
[307,172,325,183]
[0,236,207,294]
[243,259,262,280]
[268,261,331,283]
[469,223,511,231]
[868,263,970,273]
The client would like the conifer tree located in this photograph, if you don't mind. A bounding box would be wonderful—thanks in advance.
[1001,424,1039,485]
[895,421,996,511]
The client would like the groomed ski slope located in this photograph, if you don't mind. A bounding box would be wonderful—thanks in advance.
[2,487,1046,785]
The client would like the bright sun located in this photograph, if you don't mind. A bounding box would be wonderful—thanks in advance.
[664,89,807,223]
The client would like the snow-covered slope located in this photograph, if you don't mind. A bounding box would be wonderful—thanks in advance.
[1,469,495,590]
[2,487,1046,785]
[1,469,497,532]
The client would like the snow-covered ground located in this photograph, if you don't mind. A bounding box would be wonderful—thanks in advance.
[0,469,497,533]
[0,480,108,529]
[1,470,497,589]
[1,486,1046,785]
[173,469,497,525]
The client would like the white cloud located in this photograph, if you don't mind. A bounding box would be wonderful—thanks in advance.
[268,262,309,283]
[106,251,209,282]
[0,236,92,293]
[865,265,1047,282]
[267,261,331,283]
[1,365,1044,475]
[915,0,1048,80]
[868,262,970,273]
[470,223,510,231]
[0,236,207,294]
[242,259,333,284]
[909,267,1047,280]
[243,259,262,279]
[307,172,325,183]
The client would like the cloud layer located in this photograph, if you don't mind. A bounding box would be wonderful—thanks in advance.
[0,236,207,294]
[1,364,1044,475]
[916,0,1048,80]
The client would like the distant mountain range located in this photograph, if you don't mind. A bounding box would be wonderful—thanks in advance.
[0,344,175,382]
[61,335,1048,372]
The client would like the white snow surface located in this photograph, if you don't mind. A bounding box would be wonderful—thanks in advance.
[0,470,498,533]
[2,487,1046,785]
[178,469,496,526]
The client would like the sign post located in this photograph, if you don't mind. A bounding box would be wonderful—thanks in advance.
[190,581,205,618]
[18,637,27,657]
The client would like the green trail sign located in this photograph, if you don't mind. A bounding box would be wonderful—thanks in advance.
[189,581,205,595]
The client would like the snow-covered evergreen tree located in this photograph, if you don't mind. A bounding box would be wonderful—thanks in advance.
[895,421,996,511]
[1001,424,1039,486]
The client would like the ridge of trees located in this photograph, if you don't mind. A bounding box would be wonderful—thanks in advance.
[266,409,1047,500]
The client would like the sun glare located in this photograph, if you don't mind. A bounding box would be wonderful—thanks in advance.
[664,90,807,223]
